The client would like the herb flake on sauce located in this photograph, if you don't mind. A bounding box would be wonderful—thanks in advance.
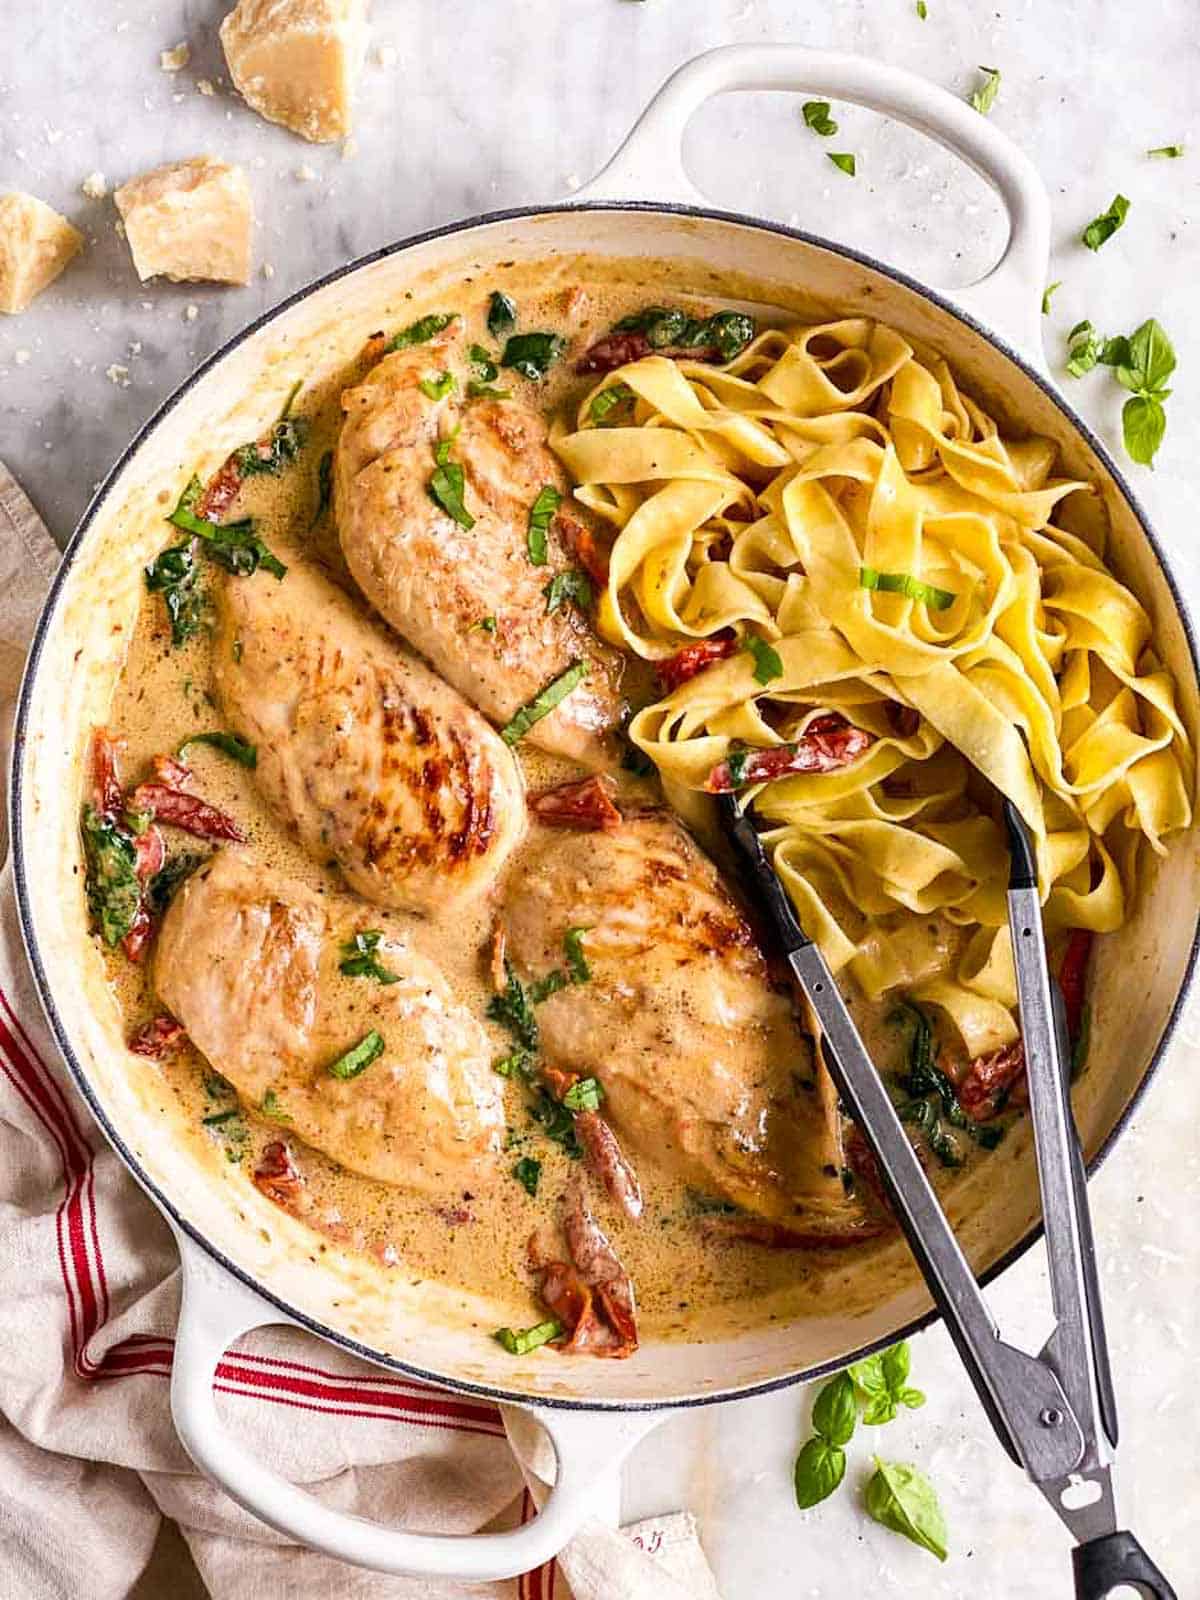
[327,1030,386,1080]
[500,661,589,746]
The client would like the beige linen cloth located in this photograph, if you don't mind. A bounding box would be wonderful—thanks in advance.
[0,463,723,1600]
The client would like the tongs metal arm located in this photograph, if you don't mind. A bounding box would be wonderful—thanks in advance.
[722,800,1084,1483]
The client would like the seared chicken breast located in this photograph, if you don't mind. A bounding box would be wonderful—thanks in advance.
[212,555,524,913]
[502,810,860,1232]
[335,346,625,764]
[156,851,503,1190]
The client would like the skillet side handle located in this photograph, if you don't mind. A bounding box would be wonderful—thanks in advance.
[169,1232,660,1582]
[572,44,1051,371]
[1073,1530,1178,1600]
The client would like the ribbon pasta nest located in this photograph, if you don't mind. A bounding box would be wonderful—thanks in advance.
[552,318,1194,1060]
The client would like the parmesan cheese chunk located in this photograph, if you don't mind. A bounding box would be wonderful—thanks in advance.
[114,157,253,285]
[220,0,368,143]
[0,191,83,315]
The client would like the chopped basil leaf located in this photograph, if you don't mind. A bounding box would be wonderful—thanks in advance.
[145,851,203,917]
[233,416,307,478]
[864,1459,948,1562]
[469,343,499,381]
[466,381,513,399]
[801,100,838,137]
[427,438,475,530]
[1041,280,1062,315]
[178,731,257,768]
[469,614,498,634]
[81,805,140,947]
[501,331,566,381]
[562,1075,603,1112]
[418,370,456,401]
[1081,193,1130,251]
[1065,319,1102,377]
[145,538,206,647]
[327,1029,385,1080]
[916,0,927,16]
[588,383,633,425]
[493,1319,560,1355]
[338,930,401,985]
[168,478,288,581]
[512,1155,542,1196]
[313,450,333,524]
[611,305,755,361]
[202,1108,242,1127]
[1148,144,1183,159]
[529,969,567,1003]
[387,313,457,350]
[725,748,752,788]
[563,926,592,984]
[1072,1003,1092,1077]
[529,1085,582,1156]
[544,569,593,615]
[827,152,856,176]
[260,1088,290,1122]
[488,960,540,1049]
[803,99,838,136]
[744,634,783,685]
[500,660,589,746]
[707,310,757,360]
[859,566,955,609]
[794,1436,846,1509]
[969,64,1001,115]
[494,1048,534,1078]
[487,291,517,339]
[526,484,561,565]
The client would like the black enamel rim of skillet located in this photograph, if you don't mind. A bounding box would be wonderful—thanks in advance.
[12,200,1200,1415]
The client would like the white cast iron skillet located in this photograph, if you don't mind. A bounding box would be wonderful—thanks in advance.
[11,47,1200,1582]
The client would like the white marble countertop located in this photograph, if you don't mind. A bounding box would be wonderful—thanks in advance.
[3,2,1199,1595]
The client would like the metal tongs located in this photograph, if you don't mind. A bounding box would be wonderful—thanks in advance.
[720,791,1176,1599]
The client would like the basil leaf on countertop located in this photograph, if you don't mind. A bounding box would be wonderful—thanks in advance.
[794,1437,847,1510]
[969,65,1001,116]
[863,1459,948,1562]
[1081,193,1130,251]
[811,1371,858,1448]
[828,152,856,177]
[801,100,838,137]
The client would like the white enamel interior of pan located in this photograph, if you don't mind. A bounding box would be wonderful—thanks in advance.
[14,205,1200,1409]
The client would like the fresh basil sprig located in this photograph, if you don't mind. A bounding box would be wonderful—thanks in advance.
[1064,317,1175,466]
[864,1459,948,1562]
[794,1371,856,1508]
[848,1342,926,1425]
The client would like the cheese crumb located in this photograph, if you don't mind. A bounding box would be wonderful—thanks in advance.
[114,156,253,285]
[160,42,191,71]
[262,261,275,279]
[106,364,131,387]
[375,43,397,67]
[197,78,216,96]
[81,171,109,200]
[221,0,367,143]
[295,163,318,182]
[184,302,199,321]
[0,192,84,315]
[14,349,31,366]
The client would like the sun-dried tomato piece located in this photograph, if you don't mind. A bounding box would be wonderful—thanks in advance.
[90,728,125,817]
[533,1180,639,1357]
[1057,929,1093,1042]
[131,784,245,843]
[959,1041,1026,1122]
[254,1141,304,1206]
[132,825,166,881]
[554,510,609,587]
[529,774,622,833]
[194,459,244,523]
[574,1112,643,1220]
[128,1014,186,1058]
[705,717,873,793]
[575,331,652,375]
[656,632,739,694]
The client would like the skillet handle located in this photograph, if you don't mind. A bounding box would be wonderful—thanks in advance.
[169,1232,660,1581]
[573,45,1051,371]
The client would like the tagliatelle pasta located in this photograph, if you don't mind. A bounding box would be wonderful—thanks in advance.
[553,318,1194,1059]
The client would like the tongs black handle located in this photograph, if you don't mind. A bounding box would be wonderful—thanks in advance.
[1074,1530,1178,1599]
